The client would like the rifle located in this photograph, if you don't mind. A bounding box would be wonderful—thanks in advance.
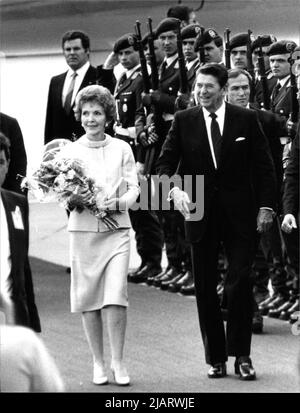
[256,36,270,110]
[224,28,231,69]
[198,26,205,66]
[135,20,151,93]
[176,19,189,94]
[246,29,255,103]
[143,17,162,178]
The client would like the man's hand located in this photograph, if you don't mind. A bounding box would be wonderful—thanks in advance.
[137,131,149,147]
[257,208,274,233]
[171,188,191,220]
[147,124,159,144]
[103,51,119,69]
[149,89,161,104]
[136,162,146,181]
[141,92,152,108]
[281,214,297,233]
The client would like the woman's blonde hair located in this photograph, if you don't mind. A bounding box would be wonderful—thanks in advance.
[74,85,116,122]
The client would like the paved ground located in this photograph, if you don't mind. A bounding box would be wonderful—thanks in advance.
[28,201,300,393]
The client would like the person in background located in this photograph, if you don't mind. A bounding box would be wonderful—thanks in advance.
[194,28,224,65]
[0,112,27,194]
[229,33,249,70]
[44,30,114,144]
[0,293,65,392]
[61,85,139,386]
[0,132,41,333]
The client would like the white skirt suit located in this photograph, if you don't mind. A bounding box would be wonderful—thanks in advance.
[60,135,139,312]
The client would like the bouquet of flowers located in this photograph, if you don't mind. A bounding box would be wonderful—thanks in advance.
[20,139,119,231]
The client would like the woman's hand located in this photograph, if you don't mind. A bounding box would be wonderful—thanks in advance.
[68,187,92,209]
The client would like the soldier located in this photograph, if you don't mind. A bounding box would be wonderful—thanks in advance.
[229,33,249,70]
[267,40,297,119]
[175,23,201,110]
[194,28,224,65]
[112,33,163,282]
[258,40,298,318]
[251,34,277,109]
[139,18,190,288]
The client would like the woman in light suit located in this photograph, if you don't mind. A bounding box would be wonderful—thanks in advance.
[63,85,139,386]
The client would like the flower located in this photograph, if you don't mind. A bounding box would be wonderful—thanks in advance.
[20,140,119,231]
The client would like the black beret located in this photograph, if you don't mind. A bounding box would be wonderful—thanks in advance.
[113,33,138,53]
[266,40,297,56]
[229,33,250,51]
[251,34,277,52]
[181,24,202,40]
[155,18,180,38]
[194,28,222,52]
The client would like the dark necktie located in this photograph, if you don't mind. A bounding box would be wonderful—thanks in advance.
[64,72,77,115]
[117,73,127,92]
[210,112,222,166]
[271,82,281,104]
[160,61,167,79]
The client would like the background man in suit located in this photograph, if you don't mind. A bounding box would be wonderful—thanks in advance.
[0,112,27,194]
[0,132,41,332]
[226,68,288,332]
[157,63,277,380]
[44,30,114,144]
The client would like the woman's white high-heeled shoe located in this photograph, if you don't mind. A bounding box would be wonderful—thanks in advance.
[93,363,108,385]
[111,364,130,386]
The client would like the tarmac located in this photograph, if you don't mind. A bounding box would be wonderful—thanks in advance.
[28,201,300,393]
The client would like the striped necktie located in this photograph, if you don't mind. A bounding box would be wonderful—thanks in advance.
[64,72,77,115]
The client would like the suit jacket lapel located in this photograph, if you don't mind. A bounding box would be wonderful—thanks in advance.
[1,190,17,273]
[219,103,239,168]
[160,58,178,82]
[192,107,215,171]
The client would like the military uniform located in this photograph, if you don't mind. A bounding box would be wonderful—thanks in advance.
[113,34,163,278]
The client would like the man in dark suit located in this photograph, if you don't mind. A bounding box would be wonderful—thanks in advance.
[44,30,113,144]
[157,64,277,380]
[0,112,27,194]
[0,133,41,332]
[226,68,288,331]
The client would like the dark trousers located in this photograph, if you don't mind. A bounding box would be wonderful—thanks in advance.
[253,218,289,297]
[191,204,256,365]
[129,208,163,269]
[156,209,190,271]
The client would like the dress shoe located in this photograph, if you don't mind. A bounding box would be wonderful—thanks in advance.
[180,281,195,295]
[268,299,296,318]
[160,271,185,290]
[128,263,144,278]
[129,265,159,284]
[259,294,286,316]
[93,363,108,385]
[66,267,71,274]
[153,267,179,288]
[168,270,193,293]
[252,311,263,334]
[147,268,168,285]
[111,364,130,386]
[207,363,227,378]
[234,356,256,380]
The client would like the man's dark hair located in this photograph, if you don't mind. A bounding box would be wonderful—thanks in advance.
[62,30,90,50]
[198,63,228,88]
[167,5,191,23]
[227,68,252,86]
[0,132,10,161]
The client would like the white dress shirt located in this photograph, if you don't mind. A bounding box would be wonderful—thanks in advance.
[202,101,226,169]
[0,195,12,301]
[62,61,90,107]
